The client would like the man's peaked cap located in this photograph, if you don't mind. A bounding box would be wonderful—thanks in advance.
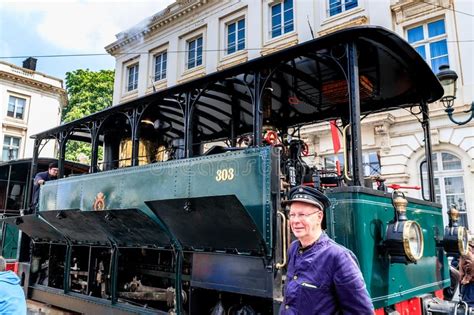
[285,185,331,211]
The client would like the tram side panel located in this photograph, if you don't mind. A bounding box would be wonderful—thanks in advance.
[39,148,274,254]
[327,189,449,310]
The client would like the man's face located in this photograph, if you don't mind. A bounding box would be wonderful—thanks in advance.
[289,201,323,241]
[48,167,59,178]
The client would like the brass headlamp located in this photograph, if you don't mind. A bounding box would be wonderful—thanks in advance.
[443,205,469,256]
[384,190,424,263]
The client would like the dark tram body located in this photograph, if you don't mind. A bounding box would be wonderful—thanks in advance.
[0,26,469,314]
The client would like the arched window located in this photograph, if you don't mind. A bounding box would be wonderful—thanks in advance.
[422,152,467,227]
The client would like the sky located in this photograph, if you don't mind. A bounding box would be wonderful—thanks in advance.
[0,0,175,83]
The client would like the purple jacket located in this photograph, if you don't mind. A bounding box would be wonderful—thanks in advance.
[280,233,373,314]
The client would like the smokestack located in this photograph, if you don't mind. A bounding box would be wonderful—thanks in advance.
[22,57,37,71]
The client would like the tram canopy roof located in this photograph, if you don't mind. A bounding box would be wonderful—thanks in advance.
[33,26,444,142]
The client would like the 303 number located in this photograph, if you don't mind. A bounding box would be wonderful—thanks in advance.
[215,168,235,182]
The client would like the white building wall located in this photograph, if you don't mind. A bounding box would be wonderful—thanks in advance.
[453,0,474,103]
[23,92,62,157]
[0,61,65,161]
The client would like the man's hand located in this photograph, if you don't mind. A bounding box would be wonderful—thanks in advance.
[37,179,45,185]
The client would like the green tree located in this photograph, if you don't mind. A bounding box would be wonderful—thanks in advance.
[63,69,114,162]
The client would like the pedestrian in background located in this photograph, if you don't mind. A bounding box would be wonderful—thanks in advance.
[460,243,474,307]
[280,185,373,314]
[0,256,27,315]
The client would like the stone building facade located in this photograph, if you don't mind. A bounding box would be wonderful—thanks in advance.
[106,0,473,226]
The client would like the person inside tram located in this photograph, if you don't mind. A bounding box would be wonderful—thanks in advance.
[30,162,59,211]
[280,185,374,314]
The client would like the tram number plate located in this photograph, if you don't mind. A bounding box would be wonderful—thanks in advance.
[215,168,235,182]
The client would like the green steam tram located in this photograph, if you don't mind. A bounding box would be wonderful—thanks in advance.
[0,26,469,314]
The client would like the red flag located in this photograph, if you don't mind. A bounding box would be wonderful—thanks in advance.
[330,120,341,154]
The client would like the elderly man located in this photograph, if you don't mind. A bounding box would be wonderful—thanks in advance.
[280,185,373,314]
[0,256,27,315]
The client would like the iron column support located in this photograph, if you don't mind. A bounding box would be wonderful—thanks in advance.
[421,100,436,202]
[89,120,102,173]
[64,240,72,293]
[174,247,183,314]
[347,42,364,186]
[58,131,69,179]
[110,244,119,304]
[27,139,41,212]
[184,92,194,158]
[253,72,263,147]
[130,107,143,166]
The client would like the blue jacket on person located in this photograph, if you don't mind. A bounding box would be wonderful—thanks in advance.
[280,233,374,314]
[0,271,27,315]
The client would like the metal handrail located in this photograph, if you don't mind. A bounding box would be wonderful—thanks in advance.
[276,211,288,269]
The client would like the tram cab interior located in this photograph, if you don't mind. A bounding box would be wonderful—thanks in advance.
[1,26,466,314]
[0,159,88,262]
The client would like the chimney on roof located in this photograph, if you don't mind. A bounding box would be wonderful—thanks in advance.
[22,57,37,71]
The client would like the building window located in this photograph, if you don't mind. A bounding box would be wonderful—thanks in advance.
[407,19,448,74]
[363,152,381,176]
[227,18,245,55]
[154,52,167,81]
[127,63,139,91]
[328,0,358,17]
[187,36,203,69]
[323,152,380,176]
[2,136,21,161]
[271,0,294,38]
[7,95,26,119]
[421,152,468,227]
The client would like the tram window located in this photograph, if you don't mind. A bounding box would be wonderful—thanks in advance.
[7,184,23,210]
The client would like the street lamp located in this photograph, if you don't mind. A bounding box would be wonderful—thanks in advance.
[436,64,474,125]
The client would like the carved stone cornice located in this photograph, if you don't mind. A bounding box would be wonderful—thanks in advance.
[318,16,369,37]
[105,0,213,55]
[217,50,248,71]
[391,0,452,24]
[0,70,67,105]
[261,33,299,56]
[2,120,28,132]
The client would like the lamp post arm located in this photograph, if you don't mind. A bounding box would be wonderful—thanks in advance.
[445,101,474,126]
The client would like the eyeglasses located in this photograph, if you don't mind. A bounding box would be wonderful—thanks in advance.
[288,211,320,220]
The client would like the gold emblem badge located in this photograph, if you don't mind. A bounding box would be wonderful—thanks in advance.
[93,192,106,211]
